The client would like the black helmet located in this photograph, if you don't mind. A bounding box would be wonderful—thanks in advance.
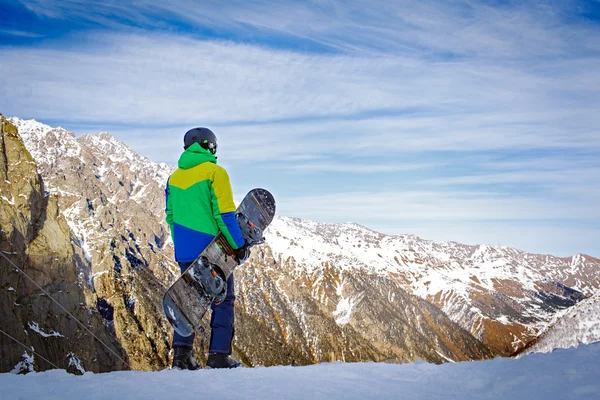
[183,127,217,154]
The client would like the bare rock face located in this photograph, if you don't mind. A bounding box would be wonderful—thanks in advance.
[234,249,493,365]
[0,116,126,374]
[3,115,599,372]
[7,118,176,371]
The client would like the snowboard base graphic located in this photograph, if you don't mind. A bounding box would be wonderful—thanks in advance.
[163,188,276,337]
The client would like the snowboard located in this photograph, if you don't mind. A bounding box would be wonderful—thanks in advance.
[163,188,276,337]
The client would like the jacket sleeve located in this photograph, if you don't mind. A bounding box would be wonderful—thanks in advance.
[211,166,245,249]
[165,179,174,242]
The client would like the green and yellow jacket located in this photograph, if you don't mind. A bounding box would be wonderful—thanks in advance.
[165,143,245,262]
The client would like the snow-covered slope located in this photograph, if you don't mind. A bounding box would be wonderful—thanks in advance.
[2,343,599,400]
[8,117,175,258]
[267,216,598,296]
[522,291,600,355]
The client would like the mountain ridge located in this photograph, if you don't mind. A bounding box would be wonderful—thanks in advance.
[263,214,599,354]
[3,115,599,372]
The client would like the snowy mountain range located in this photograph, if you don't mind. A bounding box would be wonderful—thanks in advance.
[2,115,599,373]
[264,216,600,355]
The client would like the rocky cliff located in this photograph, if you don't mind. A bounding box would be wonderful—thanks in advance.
[5,118,178,371]
[0,115,127,373]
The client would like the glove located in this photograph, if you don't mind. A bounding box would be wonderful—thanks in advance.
[234,243,250,265]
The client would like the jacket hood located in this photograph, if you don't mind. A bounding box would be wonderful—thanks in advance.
[177,142,217,169]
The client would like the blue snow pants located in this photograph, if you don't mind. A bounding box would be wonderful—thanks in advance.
[171,262,236,354]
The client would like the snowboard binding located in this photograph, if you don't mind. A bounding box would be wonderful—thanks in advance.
[236,212,265,247]
[190,257,227,305]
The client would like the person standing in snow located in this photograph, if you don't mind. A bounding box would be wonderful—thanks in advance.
[165,127,249,369]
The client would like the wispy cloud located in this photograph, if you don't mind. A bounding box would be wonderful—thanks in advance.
[1,27,598,150]
[17,0,600,57]
[0,29,45,38]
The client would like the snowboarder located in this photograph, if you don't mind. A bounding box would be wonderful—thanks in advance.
[165,127,249,369]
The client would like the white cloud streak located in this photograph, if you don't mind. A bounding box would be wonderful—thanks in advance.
[281,162,435,174]
[18,0,600,57]
[0,29,45,38]
[1,33,598,155]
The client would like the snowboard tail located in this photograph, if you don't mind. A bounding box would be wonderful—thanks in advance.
[163,188,275,337]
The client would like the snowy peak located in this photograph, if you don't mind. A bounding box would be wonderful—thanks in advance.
[80,132,139,164]
[565,254,600,271]
[10,115,177,278]
[79,132,173,186]
[9,117,82,167]
[8,117,76,145]
[8,117,55,139]
[10,117,174,191]
[267,215,597,283]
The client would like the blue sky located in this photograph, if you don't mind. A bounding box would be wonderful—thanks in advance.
[1,0,599,256]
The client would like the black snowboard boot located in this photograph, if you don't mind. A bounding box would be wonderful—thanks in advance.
[172,346,201,370]
[206,353,242,369]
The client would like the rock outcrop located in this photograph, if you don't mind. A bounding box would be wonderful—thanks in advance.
[0,115,127,373]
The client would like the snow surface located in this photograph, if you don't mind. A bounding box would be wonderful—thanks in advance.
[1,194,15,205]
[2,344,599,400]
